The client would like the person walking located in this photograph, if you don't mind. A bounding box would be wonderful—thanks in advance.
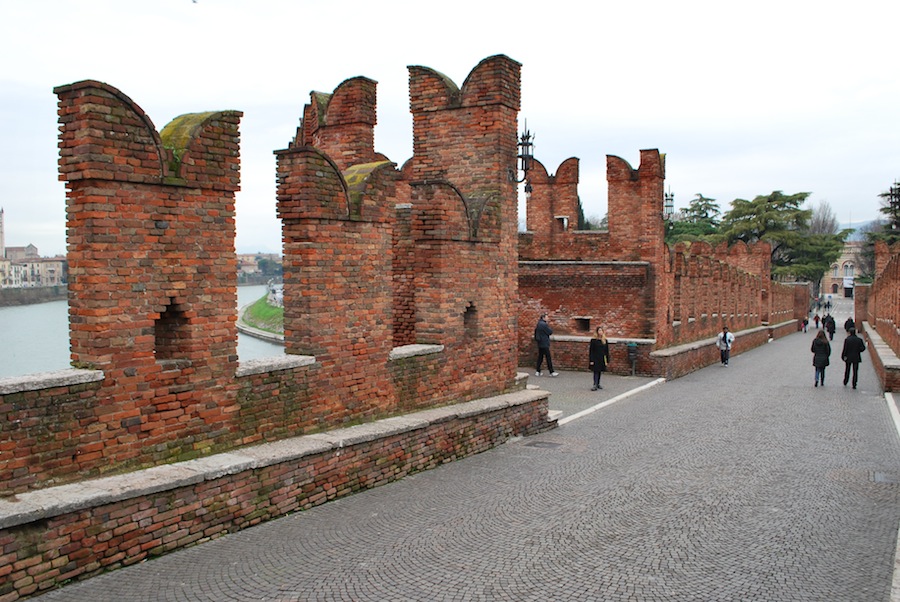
[534,314,558,377]
[813,314,821,329]
[841,327,866,389]
[716,326,735,366]
[843,316,855,334]
[824,314,836,340]
[802,317,809,333]
[588,326,611,391]
[811,330,831,387]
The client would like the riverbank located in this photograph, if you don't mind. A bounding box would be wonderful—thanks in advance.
[236,292,285,344]
[0,285,66,307]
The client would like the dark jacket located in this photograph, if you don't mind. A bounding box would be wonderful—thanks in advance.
[811,337,831,368]
[534,319,552,349]
[824,316,836,334]
[844,317,855,332]
[841,333,866,364]
[589,338,610,372]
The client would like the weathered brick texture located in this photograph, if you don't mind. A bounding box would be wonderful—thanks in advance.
[0,55,547,599]
[518,148,808,374]
[856,241,900,391]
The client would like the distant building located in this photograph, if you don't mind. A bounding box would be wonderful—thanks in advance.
[236,253,282,284]
[823,241,863,298]
[4,244,39,261]
[0,209,67,288]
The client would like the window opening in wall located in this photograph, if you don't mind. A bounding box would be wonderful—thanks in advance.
[463,303,478,341]
[574,317,591,332]
[555,215,569,232]
[155,299,189,363]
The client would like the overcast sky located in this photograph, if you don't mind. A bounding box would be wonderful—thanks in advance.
[1,0,897,256]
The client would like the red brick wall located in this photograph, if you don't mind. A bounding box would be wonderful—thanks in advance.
[857,241,900,391]
[518,261,653,367]
[51,80,242,478]
[1,56,534,498]
[0,396,550,601]
[516,145,806,372]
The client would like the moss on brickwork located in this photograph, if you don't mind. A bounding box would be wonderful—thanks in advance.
[159,111,218,171]
[343,161,392,215]
[313,92,331,126]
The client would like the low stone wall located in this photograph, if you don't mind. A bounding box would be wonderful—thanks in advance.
[651,325,773,380]
[524,321,798,380]
[0,384,552,600]
[859,321,900,392]
[529,336,656,376]
[0,286,66,307]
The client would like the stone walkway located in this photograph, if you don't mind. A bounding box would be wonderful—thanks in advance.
[33,299,900,601]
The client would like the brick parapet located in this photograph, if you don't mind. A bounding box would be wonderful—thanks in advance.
[293,77,379,173]
[0,388,551,600]
[517,148,807,368]
[858,321,900,392]
[859,242,900,389]
[50,81,243,485]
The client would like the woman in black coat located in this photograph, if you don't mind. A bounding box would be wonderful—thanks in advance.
[589,326,611,391]
[811,329,831,387]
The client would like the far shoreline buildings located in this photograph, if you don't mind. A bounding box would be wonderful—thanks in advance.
[0,208,67,288]
[1,208,281,289]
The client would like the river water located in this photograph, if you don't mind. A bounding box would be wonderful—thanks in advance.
[0,285,284,379]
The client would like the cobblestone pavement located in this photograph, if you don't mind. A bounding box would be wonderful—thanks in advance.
[34,299,900,601]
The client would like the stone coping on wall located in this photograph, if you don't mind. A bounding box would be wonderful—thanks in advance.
[0,384,549,530]
[520,260,649,266]
[388,344,444,360]
[235,354,316,377]
[1,348,445,390]
[0,368,105,395]
[861,321,900,370]
[650,324,777,358]
[551,335,656,345]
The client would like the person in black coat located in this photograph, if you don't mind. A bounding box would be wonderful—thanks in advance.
[841,327,867,389]
[811,330,831,387]
[844,316,855,333]
[588,327,611,391]
[824,314,836,340]
[534,314,558,377]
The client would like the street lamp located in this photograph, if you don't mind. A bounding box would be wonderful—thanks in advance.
[514,123,534,193]
[664,190,674,219]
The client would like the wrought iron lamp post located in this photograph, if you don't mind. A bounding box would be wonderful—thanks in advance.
[663,190,674,219]
[514,124,534,193]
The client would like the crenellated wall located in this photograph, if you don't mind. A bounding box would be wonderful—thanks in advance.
[0,55,555,600]
[856,240,900,391]
[518,149,806,373]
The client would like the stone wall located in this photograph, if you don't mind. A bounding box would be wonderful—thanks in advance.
[0,286,66,307]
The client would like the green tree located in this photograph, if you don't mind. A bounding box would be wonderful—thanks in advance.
[877,185,900,231]
[682,193,721,224]
[256,257,283,278]
[874,187,900,244]
[666,194,722,244]
[719,191,846,287]
[719,191,811,266]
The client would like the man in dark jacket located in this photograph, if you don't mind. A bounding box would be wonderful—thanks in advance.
[534,314,558,377]
[841,327,867,389]
[824,314,836,340]
[844,316,855,333]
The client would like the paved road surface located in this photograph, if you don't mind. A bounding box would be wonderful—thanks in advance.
[34,297,900,601]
